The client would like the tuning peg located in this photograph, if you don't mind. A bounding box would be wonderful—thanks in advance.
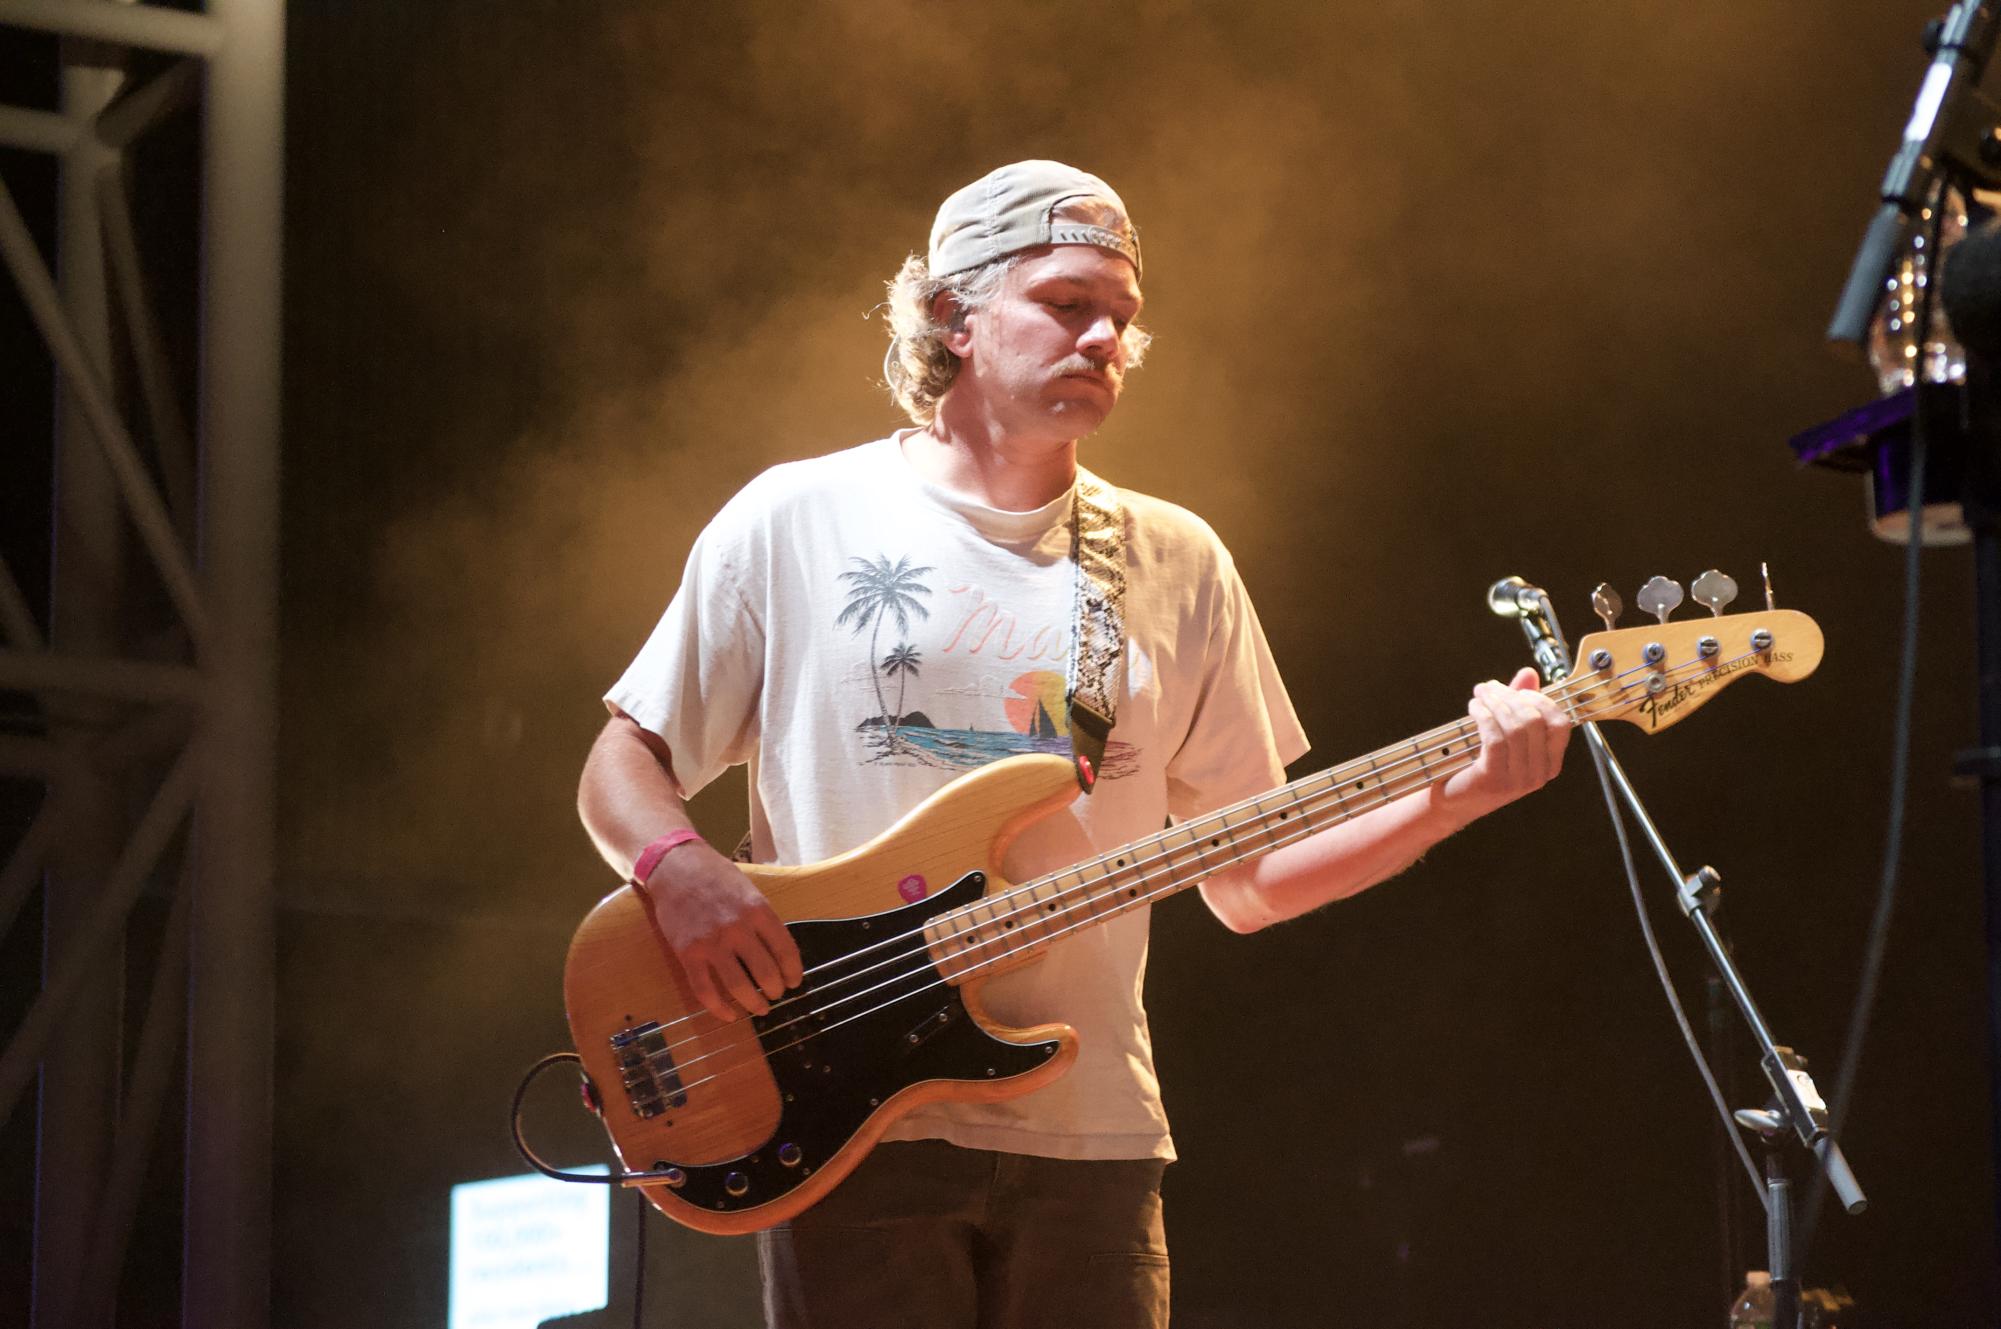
[1691,569,1738,617]
[1636,575,1684,624]
[1591,583,1622,631]
[1762,561,1777,611]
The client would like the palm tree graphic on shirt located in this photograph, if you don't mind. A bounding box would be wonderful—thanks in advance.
[835,555,934,732]
[880,643,923,736]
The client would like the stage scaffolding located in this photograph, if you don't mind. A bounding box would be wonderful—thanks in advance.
[0,3,281,1326]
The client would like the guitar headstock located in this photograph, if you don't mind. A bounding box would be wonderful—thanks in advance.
[1565,571,1822,732]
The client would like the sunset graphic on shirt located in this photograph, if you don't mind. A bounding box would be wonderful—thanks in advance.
[1004,670,1069,739]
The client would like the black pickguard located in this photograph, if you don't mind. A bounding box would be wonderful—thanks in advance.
[648,870,1060,1216]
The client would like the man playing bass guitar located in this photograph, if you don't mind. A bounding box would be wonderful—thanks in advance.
[576,160,1569,1329]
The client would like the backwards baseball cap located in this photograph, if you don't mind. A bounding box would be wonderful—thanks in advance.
[928,160,1142,280]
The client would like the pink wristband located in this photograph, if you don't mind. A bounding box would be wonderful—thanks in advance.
[630,829,705,887]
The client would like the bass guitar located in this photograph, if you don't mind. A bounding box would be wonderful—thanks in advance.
[564,603,1821,1233]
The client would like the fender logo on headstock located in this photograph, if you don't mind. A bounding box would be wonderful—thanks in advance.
[1634,651,1796,729]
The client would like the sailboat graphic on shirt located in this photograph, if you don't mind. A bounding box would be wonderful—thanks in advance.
[836,554,1138,778]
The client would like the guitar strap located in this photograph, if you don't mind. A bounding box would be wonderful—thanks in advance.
[1067,469,1126,793]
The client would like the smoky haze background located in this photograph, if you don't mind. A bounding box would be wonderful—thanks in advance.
[269,1,1992,1325]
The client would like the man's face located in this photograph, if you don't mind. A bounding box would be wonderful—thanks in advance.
[949,244,1144,443]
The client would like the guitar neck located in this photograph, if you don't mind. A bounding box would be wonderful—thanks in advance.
[926,598,1827,979]
[927,711,1494,978]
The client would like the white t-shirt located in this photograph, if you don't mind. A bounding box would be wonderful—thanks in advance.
[607,435,1308,1161]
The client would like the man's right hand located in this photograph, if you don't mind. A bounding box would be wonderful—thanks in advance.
[642,842,805,1022]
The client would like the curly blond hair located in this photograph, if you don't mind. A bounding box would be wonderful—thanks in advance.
[881,251,1153,426]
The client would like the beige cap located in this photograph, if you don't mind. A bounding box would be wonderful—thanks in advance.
[927,160,1142,279]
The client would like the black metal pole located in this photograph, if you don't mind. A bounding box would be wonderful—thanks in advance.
[1960,381,2001,1265]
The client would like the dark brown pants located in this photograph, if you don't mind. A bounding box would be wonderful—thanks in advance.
[755,1140,1169,1329]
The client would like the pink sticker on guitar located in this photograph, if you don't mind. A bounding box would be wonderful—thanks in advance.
[897,874,928,902]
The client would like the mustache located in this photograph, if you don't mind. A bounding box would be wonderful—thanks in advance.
[1056,357,1120,383]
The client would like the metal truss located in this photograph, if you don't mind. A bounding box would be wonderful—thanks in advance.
[0,3,280,1326]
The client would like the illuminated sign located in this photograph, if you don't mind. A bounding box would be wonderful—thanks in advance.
[448,1167,609,1329]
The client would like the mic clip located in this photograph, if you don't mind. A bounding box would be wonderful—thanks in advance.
[1487,577,1574,683]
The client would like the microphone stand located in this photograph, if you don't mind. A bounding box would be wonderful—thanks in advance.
[1497,587,1868,1329]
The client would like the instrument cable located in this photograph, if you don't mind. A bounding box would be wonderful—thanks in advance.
[509,1051,652,1329]
[510,1052,630,1184]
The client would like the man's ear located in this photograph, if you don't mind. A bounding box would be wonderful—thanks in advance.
[932,290,975,360]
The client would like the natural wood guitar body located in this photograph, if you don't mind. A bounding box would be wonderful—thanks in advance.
[564,753,1086,1235]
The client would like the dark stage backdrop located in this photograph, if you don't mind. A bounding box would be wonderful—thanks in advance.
[267,2,1994,1325]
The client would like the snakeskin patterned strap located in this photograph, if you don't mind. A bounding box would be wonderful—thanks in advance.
[1068,470,1126,793]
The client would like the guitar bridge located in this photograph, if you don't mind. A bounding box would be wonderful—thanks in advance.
[610,1021,688,1119]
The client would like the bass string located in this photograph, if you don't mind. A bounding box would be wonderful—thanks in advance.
[636,651,1666,1062]
[649,650,1736,1099]
[643,680,1567,1075]
[638,644,1757,1095]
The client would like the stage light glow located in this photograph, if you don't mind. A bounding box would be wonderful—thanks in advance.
[448,1168,609,1329]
